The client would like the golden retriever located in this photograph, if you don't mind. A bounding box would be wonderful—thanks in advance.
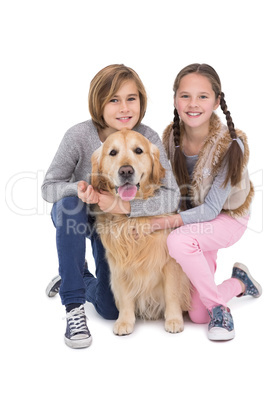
[91,129,191,335]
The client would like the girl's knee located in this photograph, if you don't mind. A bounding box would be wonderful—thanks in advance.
[188,288,210,324]
[167,229,197,259]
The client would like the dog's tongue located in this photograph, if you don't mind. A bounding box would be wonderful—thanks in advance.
[118,184,137,201]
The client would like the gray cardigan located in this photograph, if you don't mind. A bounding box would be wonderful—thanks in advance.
[41,120,180,217]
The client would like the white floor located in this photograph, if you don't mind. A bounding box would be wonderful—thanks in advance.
[2,211,267,401]
[2,2,267,400]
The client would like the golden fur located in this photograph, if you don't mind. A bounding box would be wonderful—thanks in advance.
[91,129,191,335]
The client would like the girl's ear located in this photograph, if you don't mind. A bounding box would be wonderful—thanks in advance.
[214,95,221,110]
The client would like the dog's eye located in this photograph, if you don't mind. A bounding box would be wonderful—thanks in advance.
[134,147,143,155]
[109,150,117,156]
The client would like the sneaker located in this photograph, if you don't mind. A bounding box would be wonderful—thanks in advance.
[45,275,61,297]
[208,305,235,341]
[232,262,262,298]
[45,261,89,298]
[64,305,92,349]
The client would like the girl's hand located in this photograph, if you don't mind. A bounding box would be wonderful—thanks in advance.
[78,181,99,204]
[98,191,131,214]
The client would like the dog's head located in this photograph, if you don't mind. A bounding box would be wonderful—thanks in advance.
[91,129,166,201]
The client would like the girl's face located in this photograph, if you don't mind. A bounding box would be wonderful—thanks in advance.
[174,73,220,132]
[101,80,141,138]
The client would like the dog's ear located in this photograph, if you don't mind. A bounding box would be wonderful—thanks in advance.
[90,146,115,193]
[149,143,166,185]
[90,147,102,189]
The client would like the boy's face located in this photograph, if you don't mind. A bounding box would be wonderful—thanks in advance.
[101,80,141,138]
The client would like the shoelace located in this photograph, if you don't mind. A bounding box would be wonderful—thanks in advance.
[65,306,89,337]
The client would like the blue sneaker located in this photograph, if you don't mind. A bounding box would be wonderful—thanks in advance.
[64,305,92,349]
[208,305,235,341]
[232,262,262,298]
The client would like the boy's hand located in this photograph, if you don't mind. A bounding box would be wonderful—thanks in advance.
[98,191,131,214]
[78,181,99,204]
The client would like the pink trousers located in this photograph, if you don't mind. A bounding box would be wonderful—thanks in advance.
[167,213,249,324]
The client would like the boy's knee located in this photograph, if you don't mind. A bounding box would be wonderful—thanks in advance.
[96,304,119,320]
[52,196,87,229]
[61,196,85,216]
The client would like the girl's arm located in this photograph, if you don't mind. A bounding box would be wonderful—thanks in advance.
[180,139,245,225]
[179,170,232,225]
[149,139,245,231]
[150,213,184,231]
[147,170,231,233]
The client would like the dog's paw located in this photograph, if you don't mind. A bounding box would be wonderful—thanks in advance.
[113,320,134,336]
[165,319,184,334]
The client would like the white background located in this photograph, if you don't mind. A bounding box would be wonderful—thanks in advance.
[1,0,267,401]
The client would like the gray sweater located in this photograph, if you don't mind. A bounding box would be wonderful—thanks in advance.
[41,120,180,217]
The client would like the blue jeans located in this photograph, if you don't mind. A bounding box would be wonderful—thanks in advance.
[51,196,119,320]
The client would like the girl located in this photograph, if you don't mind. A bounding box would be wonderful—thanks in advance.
[42,64,180,348]
[149,63,262,341]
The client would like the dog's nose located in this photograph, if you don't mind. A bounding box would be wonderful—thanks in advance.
[118,165,134,178]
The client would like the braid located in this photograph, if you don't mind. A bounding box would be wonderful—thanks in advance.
[172,108,181,147]
[172,108,190,205]
[220,92,236,138]
[220,92,243,187]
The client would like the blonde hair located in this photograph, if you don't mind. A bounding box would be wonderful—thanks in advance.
[88,64,147,130]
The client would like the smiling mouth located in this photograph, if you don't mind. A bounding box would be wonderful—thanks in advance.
[186,112,202,117]
[117,117,132,122]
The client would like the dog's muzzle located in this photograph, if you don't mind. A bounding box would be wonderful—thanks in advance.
[116,165,140,201]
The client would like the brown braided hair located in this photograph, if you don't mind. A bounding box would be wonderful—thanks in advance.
[172,63,243,190]
[173,108,190,201]
[220,92,243,186]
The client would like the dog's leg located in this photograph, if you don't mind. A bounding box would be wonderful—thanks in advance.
[111,277,136,336]
[163,262,185,333]
[113,295,136,336]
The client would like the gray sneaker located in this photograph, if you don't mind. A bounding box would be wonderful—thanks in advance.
[232,262,262,298]
[45,261,89,297]
[45,275,61,297]
[64,305,92,349]
[208,305,235,341]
